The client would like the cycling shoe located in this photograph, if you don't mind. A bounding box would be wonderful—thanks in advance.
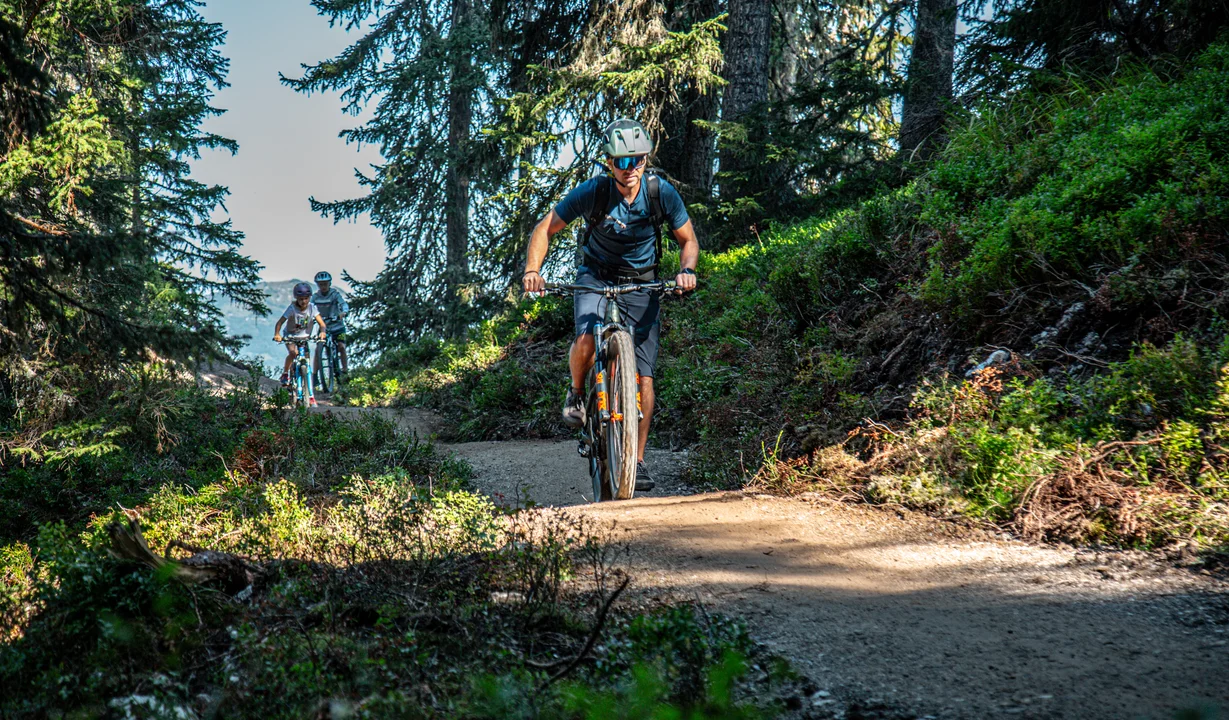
[562,387,586,428]
[635,461,656,492]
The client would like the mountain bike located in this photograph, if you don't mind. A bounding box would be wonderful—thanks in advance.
[537,280,678,501]
[313,317,342,394]
[279,336,318,408]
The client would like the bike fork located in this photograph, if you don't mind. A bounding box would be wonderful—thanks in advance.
[636,373,643,420]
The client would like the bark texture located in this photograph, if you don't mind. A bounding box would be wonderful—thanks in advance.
[719,0,771,204]
[899,0,957,162]
[657,0,720,201]
[445,0,474,338]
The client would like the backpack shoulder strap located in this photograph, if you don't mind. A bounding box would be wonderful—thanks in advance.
[645,172,668,266]
[582,176,612,246]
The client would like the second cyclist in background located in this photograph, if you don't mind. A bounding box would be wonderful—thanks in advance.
[312,271,350,377]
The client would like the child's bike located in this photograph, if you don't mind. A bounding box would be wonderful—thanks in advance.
[279,336,319,408]
[537,280,677,501]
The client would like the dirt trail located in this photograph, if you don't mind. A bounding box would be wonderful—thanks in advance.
[322,404,1229,719]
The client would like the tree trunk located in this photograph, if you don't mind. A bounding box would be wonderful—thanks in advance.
[772,6,799,104]
[899,0,956,163]
[129,88,143,237]
[718,0,771,212]
[657,0,719,202]
[679,88,718,198]
[444,0,473,338]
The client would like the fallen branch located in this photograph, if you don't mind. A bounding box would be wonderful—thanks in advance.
[107,518,257,594]
[536,574,631,692]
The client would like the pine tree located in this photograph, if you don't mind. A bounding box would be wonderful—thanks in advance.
[708,0,908,248]
[128,1,265,322]
[293,0,724,349]
[718,0,772,213]
[285,0,497,343]
[960,0,1229,96]
[655,0,723,208]
[1,1,260,367]
[899,0,957,162]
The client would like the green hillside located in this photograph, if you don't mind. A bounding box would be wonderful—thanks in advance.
[345,43,1229,552]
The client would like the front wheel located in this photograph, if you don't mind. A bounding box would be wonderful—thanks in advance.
[603,330,640,500]
[314,341,335,394]
[294,360,310,408]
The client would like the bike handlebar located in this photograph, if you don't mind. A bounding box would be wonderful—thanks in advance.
[274,336,324,344]
[534,280,682,298]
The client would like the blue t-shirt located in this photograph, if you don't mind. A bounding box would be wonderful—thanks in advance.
[554,175,690,271]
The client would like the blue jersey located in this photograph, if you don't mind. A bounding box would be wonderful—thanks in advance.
[311,287,348,329]
[554,175,690,271]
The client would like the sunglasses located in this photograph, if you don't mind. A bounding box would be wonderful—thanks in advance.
[610,154,647,171]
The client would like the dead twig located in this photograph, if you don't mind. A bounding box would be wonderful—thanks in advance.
[536,574,630,693]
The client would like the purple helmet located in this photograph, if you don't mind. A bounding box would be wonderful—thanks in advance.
[293,282,313,298]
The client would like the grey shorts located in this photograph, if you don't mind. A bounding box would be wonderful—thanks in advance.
[573,267,660,378]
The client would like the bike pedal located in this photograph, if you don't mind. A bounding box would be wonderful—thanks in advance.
[577,440,591,458]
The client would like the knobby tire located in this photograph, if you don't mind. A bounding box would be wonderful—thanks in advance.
[295,361,310,409]
[604,330,639,500]
[314,342,334,394]
[585,374,607,501]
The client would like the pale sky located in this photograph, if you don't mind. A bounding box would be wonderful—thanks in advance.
[191,0,385,286]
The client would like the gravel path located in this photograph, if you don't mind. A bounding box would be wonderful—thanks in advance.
[317,404,1229,719]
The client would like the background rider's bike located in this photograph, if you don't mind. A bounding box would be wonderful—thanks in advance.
[314,318,342,394]
[279,336,317,408]
[538,280,677,502]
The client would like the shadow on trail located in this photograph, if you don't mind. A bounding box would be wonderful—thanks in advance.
[581,492,1229,720]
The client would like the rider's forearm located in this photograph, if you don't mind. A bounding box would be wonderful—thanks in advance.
[679,239,699,271]
[676,226,700,271]
[524,215,554,273]
[274,318,286,334]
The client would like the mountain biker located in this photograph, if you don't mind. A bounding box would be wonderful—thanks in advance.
[311,271,350,377]
[273,282,328,404]
[522,118,700,489]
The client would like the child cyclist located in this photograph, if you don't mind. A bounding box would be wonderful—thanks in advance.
[273,282,327,403]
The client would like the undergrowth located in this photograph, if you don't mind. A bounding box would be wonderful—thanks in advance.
[339,43,1229,553]
[1,369,797,717]
[752,339,1229,549]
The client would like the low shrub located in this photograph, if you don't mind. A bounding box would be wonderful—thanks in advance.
[1,375,801,717]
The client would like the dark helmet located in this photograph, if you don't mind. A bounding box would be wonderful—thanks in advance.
[600,118,653,158]
[314,271,332,283]
[293,282,313,298]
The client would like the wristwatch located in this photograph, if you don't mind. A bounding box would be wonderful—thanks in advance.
[680,268,696,275]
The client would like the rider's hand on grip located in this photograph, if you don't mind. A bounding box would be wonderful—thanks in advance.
[273,334,282,343]
[674,270,697,294]
[522,269,545,294]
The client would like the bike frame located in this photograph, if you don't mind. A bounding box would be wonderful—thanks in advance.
[539,280,676,463]
[289,337,315,406]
